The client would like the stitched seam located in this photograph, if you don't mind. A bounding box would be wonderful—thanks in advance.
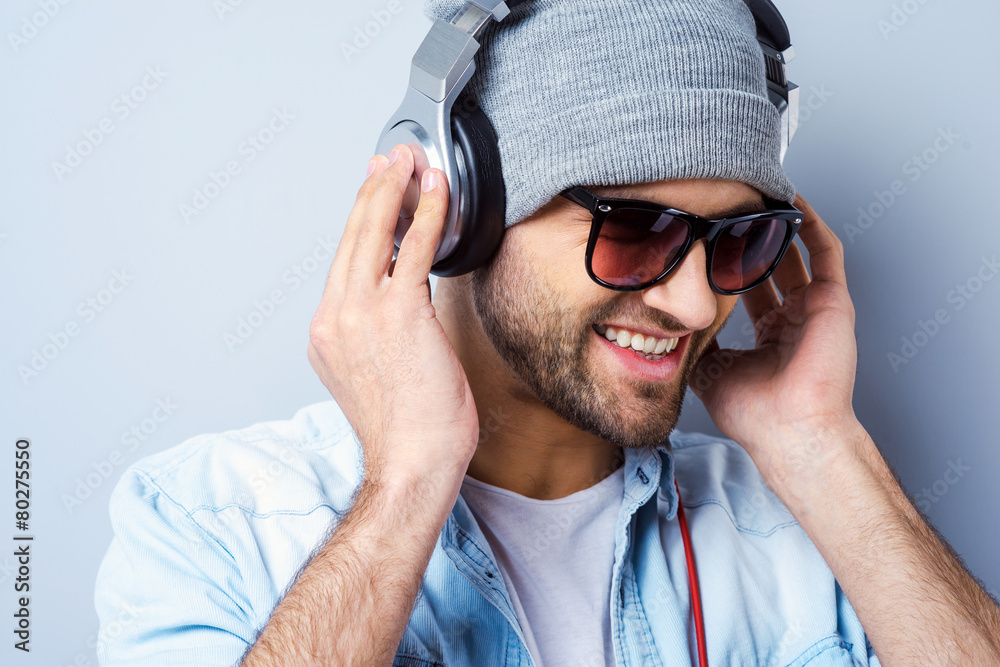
[393,653,444,666]
[682,498,798,537]
[136,470,241,562]
[614,578,626,667]
[189,502,350,520]
[132,470,251,619]
[625,562,663,667]
[787,635,854,666]
[451,523,517,607]
[452,523,496,571]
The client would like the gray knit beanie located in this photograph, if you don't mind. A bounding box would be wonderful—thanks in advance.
[422,0,797,227]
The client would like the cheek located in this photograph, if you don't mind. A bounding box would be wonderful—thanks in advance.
[553,236,590,271]
[716,295,739,326]
[509,219,597,312]
[547,221,590,260]
[521,228,591,279]
[523,238,606,326]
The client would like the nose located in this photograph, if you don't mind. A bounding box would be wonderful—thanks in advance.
[639,240,718,332]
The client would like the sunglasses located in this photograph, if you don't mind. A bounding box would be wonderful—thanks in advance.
[559,186,804,295]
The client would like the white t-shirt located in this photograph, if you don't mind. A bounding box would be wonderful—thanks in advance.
[459,464,625,667]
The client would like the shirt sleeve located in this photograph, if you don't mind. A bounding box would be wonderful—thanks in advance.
[94,467,257,666]
[866,638,882,666]
[836,580,882,666]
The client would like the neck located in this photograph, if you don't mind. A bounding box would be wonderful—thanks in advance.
[434,277,624,500]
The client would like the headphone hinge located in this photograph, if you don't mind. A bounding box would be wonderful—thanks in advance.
[409,20,481,103]
[468,0,511,22]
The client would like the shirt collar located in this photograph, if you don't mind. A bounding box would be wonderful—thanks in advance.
[621,438,679,522]
[441,436,679,635]
[446,435,679,555]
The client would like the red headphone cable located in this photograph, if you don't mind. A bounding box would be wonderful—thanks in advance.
[675,477,708,667]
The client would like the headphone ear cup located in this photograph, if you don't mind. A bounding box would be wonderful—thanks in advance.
[429,94,507,277]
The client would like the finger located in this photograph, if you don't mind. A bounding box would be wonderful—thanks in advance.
[388,263,435,308]
[740,276,781,324]
[769,240,811,300]
[792,194,847,286]
[389,168,449,293]
[740,277,783,346]
[346,143,415,292]
[325,154,390,296]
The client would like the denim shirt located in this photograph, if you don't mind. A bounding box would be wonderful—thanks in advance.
[94,399,880,666]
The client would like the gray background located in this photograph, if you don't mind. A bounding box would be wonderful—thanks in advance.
[2,0,997,664]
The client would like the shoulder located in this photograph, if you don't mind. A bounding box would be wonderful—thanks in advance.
[96,401,365,663]
[117,399,364,520]
[665,429,797,536]
[101,400,365,625]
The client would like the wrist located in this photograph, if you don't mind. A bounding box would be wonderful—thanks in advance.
[362,457,468,515]
[749,416,882,508]
[350,470,460,554]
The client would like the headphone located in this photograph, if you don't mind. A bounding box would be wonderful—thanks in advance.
[375,0,798,278]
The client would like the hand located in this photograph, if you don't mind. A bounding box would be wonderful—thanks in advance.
[307,144,480,490]
[689,194,860,478]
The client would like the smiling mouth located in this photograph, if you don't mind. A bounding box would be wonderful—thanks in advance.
[592,323,682,361]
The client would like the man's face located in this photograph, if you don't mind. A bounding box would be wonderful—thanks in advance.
[468,178,764,451]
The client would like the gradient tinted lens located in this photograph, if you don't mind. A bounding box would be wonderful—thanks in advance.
[711,218,789,292]
[591,208,689,287]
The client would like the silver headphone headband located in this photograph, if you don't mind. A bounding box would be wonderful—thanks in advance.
[375,0,799,266]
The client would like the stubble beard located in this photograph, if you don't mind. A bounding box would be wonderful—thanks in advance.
[468,234,708,452]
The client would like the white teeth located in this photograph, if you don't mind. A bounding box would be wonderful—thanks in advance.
[595,324,679,356]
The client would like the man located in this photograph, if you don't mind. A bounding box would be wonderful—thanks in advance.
[94,0,1000,665]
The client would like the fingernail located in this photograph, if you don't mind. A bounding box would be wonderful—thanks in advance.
[388,147,400,165]
[421,169,437,193]
[366,157,377,177]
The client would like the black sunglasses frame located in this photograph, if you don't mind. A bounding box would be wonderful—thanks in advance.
[559,186,804,295]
